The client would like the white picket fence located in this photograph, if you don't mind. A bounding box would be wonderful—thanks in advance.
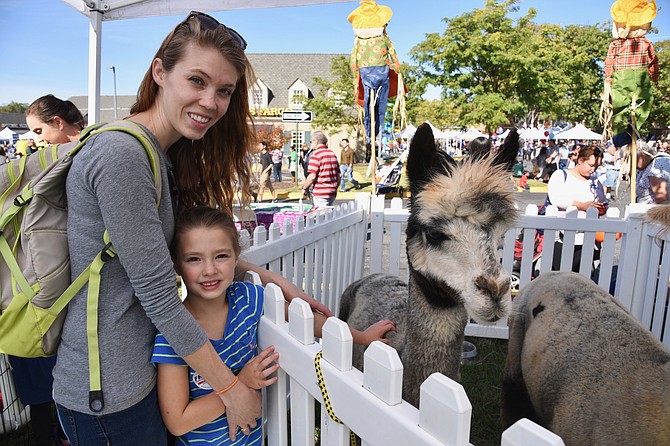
[253,276,562,446]
[3,193,669,445]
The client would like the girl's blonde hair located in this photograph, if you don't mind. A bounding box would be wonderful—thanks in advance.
[131,14,256,212]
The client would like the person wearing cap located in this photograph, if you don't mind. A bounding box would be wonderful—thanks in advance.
[348,1,403,144]
[602,0,658,148]
[636,140,670,204]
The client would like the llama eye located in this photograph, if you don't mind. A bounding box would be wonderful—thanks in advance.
[424,230,449,245]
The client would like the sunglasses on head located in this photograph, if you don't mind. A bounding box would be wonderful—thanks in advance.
[181,11,247,50]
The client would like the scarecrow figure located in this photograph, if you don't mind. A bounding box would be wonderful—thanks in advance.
[348,1,405,148]
[601,0,658,147]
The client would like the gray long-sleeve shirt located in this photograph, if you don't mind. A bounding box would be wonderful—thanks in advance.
[53,125,207,415]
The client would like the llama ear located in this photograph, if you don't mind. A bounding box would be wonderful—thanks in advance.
[493,127,520,171]
[406,123,454,194]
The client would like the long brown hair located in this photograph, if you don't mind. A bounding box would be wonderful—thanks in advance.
[131,15,256,212]
[26,94,85,130]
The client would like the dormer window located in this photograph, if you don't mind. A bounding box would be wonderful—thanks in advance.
[288,79,309,109]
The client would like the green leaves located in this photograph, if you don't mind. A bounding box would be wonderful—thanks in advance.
[407,0,611,131]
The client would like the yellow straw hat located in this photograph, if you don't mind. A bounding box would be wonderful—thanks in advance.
[610,0,657,27]
[347,1,393,28]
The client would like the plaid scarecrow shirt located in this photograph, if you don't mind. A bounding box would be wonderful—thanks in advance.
[604,37,658,84]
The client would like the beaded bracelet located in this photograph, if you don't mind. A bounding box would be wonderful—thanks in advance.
[214,376,239,395]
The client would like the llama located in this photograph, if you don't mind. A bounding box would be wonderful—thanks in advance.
[502,271,670,446]
[339,123,519,407]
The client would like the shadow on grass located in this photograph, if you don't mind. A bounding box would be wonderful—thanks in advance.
[461,336,508,446]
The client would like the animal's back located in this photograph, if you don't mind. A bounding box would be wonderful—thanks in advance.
[339,273,408,369]
[503,271,670,446]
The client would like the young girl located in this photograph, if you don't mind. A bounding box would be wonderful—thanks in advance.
[153,207,395,444]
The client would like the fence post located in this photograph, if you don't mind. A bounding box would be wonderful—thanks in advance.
[321,318,354,445]
[501,418,565,446]
[419,373,472,445]
[363,342,403,405]
[369,195,386,273]
[260,283,288,446]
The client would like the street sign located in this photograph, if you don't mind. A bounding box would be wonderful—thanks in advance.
[281,110,313,123]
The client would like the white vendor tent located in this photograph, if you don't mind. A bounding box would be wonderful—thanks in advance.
[18,130,39,140]
[458,127,486,141]
[554,123,602,141]
[59,0,353,123]
[424,121,449,139]
[0,127,17,143]
[398,124,417,139]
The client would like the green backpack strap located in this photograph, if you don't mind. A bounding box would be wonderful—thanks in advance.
[79,120,162,412]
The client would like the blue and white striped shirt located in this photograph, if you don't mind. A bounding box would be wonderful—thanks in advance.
[152,282,264,445]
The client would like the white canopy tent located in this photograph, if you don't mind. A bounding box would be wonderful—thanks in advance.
[458,127,486,141]
[554,123,602,141]
[398,124,417,139]
[59,0,353,123]
[0,127,17,143]
[19,130,40,141]
[424,120,449,139]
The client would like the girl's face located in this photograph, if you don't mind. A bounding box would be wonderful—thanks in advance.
[26,114,67,144]
[154,42,239,146]
[175,226,237,302]
[576,155,597,179]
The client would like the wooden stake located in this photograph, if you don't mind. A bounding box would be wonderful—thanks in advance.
[630,110,637,204]
[369,88,377,193]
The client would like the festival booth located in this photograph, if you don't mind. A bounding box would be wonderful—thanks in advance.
[554,123,603,141]
[0,127,17,144]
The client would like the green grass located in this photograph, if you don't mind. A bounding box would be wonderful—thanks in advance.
[461,337,509,446]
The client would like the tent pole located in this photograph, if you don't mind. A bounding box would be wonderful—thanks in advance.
[87,11,103,124]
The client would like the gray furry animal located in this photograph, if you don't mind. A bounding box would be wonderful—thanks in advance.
[502,271,670,445]
[339,123,519,407]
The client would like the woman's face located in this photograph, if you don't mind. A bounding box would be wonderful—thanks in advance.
[26,114,67,144]
[575,154,597,179]
[154,42,240,145]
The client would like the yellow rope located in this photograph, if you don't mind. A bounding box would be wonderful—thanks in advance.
[314,351,357,445]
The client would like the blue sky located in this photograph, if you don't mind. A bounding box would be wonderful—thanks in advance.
[0,0,668,106]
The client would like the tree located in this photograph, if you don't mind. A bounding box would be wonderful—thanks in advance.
[409,0,611,131]
[648,39,670,138]
[0,102,28,113]
[411,0,531,133]
[304,56,358,133]
[256,124,291,151]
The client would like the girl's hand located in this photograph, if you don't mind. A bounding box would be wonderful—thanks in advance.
[238,346,280,390]
[361,319,397,346]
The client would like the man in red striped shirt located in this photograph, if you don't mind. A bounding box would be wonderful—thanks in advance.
[301,130,340,207]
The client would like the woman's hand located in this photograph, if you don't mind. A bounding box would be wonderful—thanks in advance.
[218,380,261,441]
[238,346,280,390]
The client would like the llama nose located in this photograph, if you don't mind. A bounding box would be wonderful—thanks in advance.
[474,275,510,301]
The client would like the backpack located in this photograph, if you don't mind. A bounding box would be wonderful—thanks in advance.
[0,120,160,411]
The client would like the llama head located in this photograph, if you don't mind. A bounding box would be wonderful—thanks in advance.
[405,123,519,324]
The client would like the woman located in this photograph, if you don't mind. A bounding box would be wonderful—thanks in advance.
[25,94,85,144]
[52,12,333,445]
[636,141,670,204]
[546,144,607,272]
[11,94,82,446]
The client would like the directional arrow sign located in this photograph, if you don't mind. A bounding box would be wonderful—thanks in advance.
[282,110,313,123]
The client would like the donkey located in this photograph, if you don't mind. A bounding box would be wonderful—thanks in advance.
[339,123,519,407]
